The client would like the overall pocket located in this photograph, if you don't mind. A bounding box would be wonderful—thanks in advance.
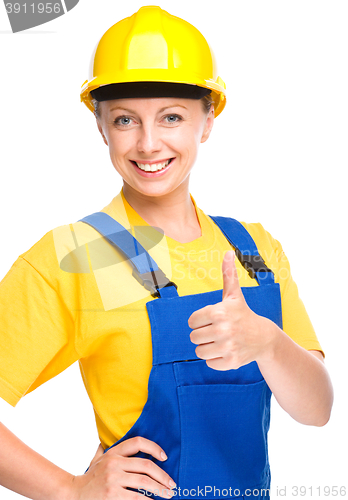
[176,380,271,498]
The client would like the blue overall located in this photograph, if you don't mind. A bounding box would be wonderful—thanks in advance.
[80,213,283,499]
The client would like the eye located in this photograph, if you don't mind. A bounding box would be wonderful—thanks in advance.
[164,114,182,125]
[114,116,133,127]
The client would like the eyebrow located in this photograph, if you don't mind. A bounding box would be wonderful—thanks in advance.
[109,104,188,113]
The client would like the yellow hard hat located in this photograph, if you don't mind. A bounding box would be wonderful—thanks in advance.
[80,5,226,117]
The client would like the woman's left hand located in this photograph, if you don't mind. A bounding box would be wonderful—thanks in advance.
[188,250,277,371]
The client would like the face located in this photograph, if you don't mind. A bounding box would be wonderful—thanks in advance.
[96,97,214,200]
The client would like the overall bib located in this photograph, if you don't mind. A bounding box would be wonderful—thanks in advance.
[80,213,283,500]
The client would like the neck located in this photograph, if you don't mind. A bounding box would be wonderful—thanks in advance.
[122,181,201,243]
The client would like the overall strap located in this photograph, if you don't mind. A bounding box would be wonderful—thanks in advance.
[209,216,275,285]
[79,212,178,298]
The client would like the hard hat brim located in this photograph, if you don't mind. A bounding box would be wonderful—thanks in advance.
[81,76,226,117]
[90,82,212,102]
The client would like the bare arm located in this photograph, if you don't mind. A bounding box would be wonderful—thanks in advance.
[0,422,175,500]
[256,326,333,426]
[189,251,334,427]
[0,421,74,500]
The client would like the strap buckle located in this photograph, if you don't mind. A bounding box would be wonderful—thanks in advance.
[235,251,272,280]
[132,268,178,298]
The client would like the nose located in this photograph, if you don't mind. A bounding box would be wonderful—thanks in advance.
[136,122,161,155]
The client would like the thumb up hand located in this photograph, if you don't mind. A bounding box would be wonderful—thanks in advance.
[188,250,273,371]
[222,250,244,301]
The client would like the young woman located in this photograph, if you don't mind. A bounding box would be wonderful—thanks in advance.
[0,6,333,500]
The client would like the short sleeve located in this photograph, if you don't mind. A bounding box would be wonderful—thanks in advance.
[274,240,324,354]
[0,256,78,407]
[242,222,324,356]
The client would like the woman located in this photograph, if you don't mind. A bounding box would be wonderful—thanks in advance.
[0,6,333,500]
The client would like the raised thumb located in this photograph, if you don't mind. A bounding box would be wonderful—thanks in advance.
[222,250,242,301]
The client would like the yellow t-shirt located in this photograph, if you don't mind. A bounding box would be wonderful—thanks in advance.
[0,190,322,449]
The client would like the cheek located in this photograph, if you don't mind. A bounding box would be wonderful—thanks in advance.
[184,134,200,161]
[171,128,200,157]
[107,134,132,161]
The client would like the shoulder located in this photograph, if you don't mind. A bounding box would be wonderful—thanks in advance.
[14,219,102,289]
[238,221,289,282]
[239,221,283,257]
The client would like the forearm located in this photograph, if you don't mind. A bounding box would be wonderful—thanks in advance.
[257,321,333,426]
[0,421,74,500]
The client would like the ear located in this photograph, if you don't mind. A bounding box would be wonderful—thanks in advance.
[200,105,215,144]
[96,117,108,146]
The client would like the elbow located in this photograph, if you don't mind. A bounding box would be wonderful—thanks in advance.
[308,396,334,427]
[298,394,334,427]
[299,410,332,427]
[312,380,334,427]
[313,412,331,427]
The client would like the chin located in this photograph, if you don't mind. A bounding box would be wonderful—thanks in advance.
[127,181,180,199]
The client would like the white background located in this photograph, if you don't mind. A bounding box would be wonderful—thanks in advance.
[0,1,347,498]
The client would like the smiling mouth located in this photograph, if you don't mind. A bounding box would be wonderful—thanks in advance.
[131,158,174,172]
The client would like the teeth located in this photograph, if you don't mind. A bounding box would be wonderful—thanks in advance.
[136,159,171,172]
